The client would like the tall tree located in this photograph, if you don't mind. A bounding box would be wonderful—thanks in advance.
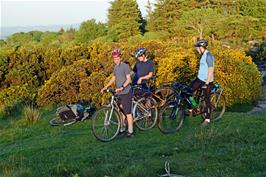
[146,0,154,32]
[147,0,195,34]
[151,0,178,32]
[75,19,107,43]
[177,8,221,39]
[108,0,144,40]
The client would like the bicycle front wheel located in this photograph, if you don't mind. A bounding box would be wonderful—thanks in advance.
[158,101,185,134]
[133,97,158,131]
[92,107,120,142]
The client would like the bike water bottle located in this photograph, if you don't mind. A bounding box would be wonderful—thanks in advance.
[189,96,197,107]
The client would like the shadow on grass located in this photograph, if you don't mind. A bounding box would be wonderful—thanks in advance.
[227,102,256,113]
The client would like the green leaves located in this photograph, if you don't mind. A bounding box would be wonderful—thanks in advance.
[146,0,265,41]
[74,19,107,43]
[107,0,144,40]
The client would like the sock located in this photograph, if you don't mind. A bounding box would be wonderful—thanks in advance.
[128,126,133,134]
[120,127,126,132]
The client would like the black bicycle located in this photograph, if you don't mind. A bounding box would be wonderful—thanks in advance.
[158,82,226,133]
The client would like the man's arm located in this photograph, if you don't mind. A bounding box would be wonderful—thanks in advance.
[123,74,132,87]
[205,53,214,85]
[206,67,214,85]
[137,72,153,84]
[137,61,154,84]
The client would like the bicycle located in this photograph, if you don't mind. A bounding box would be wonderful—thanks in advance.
[153,84,176,107]
[158,82,226,133]
[92,87,158,142]
[139,76,176,108]
[49,105,95,126]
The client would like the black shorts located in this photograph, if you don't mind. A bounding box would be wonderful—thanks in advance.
[118,90,133,115]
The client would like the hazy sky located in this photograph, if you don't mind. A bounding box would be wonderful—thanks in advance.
[1,0,155,27]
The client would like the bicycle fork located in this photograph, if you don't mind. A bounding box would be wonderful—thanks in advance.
[170,97,182,120]
[104,96,115,126]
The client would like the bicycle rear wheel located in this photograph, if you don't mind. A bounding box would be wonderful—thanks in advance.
[154,85,176,107]
[158,101,185,134]
[210,93,226,121]
[49,116,76,126]
[133,97,158,131]
[92,107,120,142]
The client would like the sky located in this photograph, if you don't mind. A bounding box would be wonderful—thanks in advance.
[1,0,155,27]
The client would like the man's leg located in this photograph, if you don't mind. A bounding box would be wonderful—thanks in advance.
[203,83,214,121]
[126,113,134,134]
[119,104,126,132]
[120,91,134,135]
[190,78,204,93]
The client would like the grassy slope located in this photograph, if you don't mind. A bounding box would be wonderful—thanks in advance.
[0,107,266,177]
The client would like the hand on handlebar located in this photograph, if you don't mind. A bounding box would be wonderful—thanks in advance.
[137,78,142,84]
[115,87,124,93]
[201,84,208,89]
[101,86,108,93]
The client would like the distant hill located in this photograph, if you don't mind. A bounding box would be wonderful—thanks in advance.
[0,23,80,39]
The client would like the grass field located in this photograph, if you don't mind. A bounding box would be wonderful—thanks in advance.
[0,106,266,177]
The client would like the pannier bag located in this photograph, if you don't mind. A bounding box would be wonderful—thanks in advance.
[56,104,85,120]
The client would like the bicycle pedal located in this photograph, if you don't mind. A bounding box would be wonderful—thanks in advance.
[185,109,193,116]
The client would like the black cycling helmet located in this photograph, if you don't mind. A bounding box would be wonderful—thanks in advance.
[194,39,208,48]
[135,48,147,58]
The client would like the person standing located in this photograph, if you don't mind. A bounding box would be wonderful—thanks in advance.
[191,39,214,126]
[101,48,134,137]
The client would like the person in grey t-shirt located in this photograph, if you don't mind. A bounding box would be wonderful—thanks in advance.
[101,48,134,137]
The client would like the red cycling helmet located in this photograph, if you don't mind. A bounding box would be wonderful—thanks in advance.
[111,48,122,58]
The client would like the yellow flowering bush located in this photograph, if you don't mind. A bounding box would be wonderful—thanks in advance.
[0,40,262,109]
[0,84,36,113]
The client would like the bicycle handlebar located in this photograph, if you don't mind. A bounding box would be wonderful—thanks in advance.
[132,85,143,90]
[104,89,116,95]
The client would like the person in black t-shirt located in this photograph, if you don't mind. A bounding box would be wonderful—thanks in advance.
[132,48,154,90]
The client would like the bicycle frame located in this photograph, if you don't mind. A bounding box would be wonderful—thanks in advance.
[104,94,117,126]
[172,84,207,116]
[104,91,151,126]
[174,83,224,117]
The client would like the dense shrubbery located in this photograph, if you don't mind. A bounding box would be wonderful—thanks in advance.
[0,84,36,113]
[37,59,109,107]
[0,30,261,110]
[1,40,260,111]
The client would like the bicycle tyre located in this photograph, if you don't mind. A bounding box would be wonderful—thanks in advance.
[49,116,76,126]
[92,107,120,142]
[158,100,185,134]
[154,85,176,107]
[211,93,226,121]
[133,97,158,131]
